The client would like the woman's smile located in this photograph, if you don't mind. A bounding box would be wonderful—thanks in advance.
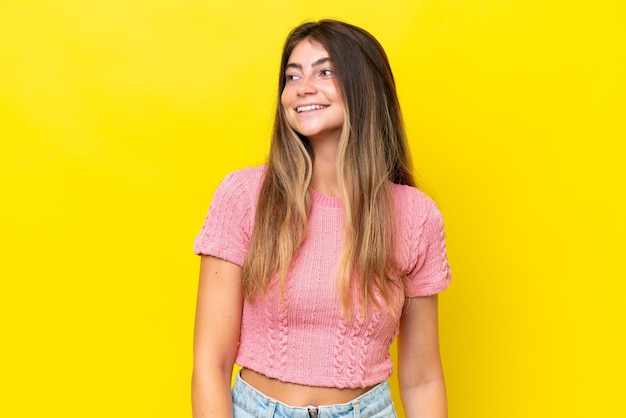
[281,39,345,142]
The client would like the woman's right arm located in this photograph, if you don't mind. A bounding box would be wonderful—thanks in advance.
[192,255,244,418]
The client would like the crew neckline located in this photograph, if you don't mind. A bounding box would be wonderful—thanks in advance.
[309,188,342,208]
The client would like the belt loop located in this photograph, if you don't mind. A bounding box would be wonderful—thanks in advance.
[265,399,276,418]
[353,400,361,418]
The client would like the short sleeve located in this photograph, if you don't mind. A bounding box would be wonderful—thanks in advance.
[193,172,254,266]
[404,199,452,297]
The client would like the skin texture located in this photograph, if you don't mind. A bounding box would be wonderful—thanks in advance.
[192,256,243,418]
[398,295,448,418]
[281,39,344,197]
[281,39,345,146]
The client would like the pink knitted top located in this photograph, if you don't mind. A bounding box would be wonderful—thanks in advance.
[194,165,451,389]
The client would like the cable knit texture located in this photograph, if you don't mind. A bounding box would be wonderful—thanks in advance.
[194,165,452,388]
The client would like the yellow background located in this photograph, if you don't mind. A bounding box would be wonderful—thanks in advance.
[1,1,624,417]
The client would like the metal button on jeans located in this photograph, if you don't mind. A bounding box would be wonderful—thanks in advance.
[308,407,319,418]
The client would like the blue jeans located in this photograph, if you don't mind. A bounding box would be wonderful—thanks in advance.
[232,372,397,418]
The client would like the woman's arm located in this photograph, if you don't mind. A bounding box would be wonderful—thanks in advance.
[398,294,447,418]
[192,255,244,418]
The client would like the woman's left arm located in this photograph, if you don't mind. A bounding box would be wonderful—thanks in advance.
[397,294,447,418]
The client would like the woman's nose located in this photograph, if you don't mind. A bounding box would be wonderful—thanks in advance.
[297,75,317,96]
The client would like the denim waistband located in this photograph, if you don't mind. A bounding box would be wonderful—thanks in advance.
[232,371,395,418]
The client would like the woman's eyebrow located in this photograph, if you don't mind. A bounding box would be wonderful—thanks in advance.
[286,57,332,70]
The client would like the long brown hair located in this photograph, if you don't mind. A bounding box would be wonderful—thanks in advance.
[242,20,416,317]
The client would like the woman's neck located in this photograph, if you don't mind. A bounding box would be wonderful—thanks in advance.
[309,140,340,197]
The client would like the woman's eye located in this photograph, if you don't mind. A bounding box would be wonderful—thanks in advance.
[286,74,300,81]
[321,69,333,77]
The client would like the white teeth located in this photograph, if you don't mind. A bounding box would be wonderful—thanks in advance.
[296,104,329,113]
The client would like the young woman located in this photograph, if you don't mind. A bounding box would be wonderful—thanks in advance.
[192,20,451,418]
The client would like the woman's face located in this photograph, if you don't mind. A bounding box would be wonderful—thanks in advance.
[281,39,345,144]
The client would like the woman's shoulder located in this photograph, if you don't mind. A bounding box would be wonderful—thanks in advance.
[209,165,267,209]
[390,182,438,213]
[390,183,449,263]
[389,182,447,235]
[218,164,267,192]
[223,164,267,182]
